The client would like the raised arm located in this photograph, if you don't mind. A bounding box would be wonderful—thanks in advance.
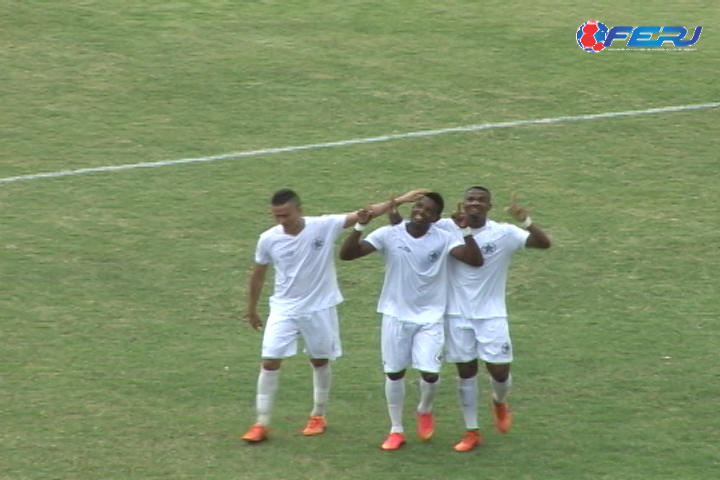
[387,196,404,226]
[505,193,552,249]
[447,202,483,266]
[245,263,268,330]
[343,188,428,228]
[339,209,378,260]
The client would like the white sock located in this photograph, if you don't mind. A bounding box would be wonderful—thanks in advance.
[385,377,406,433]
[490,374,513,404]
[417,378,439,413]
[458,376,479,430]
[256,368,280,426]
[310,363,332,417]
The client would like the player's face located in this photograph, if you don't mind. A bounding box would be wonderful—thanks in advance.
[409,197,440,226]
[464,189,491,219]
[271,202,302,229]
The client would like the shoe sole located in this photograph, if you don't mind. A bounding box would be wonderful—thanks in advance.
[381,443,406,451]
[454,441,480,452]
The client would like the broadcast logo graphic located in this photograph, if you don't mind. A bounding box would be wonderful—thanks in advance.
[576,21,702,52]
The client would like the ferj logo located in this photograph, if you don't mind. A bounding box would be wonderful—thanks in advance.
[576,21,702,52]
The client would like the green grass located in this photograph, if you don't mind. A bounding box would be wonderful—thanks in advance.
[1,1,719,479]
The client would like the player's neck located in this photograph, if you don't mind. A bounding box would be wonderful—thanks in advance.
[406,222,430,238]
[467,217,487,229]
[283,218,305,236]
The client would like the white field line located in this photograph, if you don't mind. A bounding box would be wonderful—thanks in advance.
[1,101,718,185]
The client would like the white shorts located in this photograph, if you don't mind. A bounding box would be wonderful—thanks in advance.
[261,306,342,360]
[444,316,512,364]
[381,315,444,374]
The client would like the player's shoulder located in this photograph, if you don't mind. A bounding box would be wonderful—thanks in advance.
[486,219,518,233]
[430,223,459,241]
[307,214,346,226]
[366,223,401,242]
[435,218,456,230]
[258,224,283,239]
[371,223,396,235]
[260,225,283,238]
[483,219,526,244]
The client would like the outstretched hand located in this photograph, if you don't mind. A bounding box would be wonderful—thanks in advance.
[451,202,468,228]
[395,188,430,205]
[504,192,529,222]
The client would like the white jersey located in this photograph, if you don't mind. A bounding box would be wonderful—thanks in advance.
[364,222,464,324]
[255,215,347,315]
[435,218,529,319]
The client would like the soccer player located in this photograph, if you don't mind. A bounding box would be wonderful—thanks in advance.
[436,187,552,452]
[241,187,429,443]
[339,192,483,450]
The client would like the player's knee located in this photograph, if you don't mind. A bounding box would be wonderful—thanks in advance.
[386,370,406,381]
[486,362,511,382]
[420,371,439,383]
[262,358,282,371]
[456,361,478,379]
[310,358,329,368]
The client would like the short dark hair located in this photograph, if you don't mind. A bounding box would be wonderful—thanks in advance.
[466,185,491,195]
[424,192,445,216]
[270,189,301,207]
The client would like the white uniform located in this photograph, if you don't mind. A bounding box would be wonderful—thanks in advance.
[365,222,464,373]
[255,215,346,360]
[435,218,529,363]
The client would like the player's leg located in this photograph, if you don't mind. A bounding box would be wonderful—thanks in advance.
[298,307,342,435]
[380,315,412,450]
[478,317,513,433]
[412,321,444,441]
[242,314,299,442]
[445,315,482,451]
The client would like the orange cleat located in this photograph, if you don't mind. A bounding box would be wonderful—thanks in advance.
[416,412,435,441]
[241,423,269,443]
[302,416,327,436]
[492,401,512,434]
[453,430,482,452]
[380,432,407,451]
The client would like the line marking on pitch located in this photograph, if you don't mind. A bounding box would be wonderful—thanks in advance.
[2,101,718,185]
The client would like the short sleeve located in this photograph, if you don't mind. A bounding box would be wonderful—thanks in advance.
[320,214,348,240]
[254,236,272,265]
[505,224,530,250]
[364,225,390,252]
[448,237,465,253]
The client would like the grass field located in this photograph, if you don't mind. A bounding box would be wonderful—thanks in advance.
[2,1,719,479]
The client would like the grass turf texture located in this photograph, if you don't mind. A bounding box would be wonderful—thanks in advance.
[1,1,718,479]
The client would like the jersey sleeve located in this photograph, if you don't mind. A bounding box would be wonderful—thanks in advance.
[446,233,465,254]
[320,214,348,240]
[364,225,389,252]
[254,235,272,265]
[434,218,456,233]
[505,223,531,250]
[435,218,463,240]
